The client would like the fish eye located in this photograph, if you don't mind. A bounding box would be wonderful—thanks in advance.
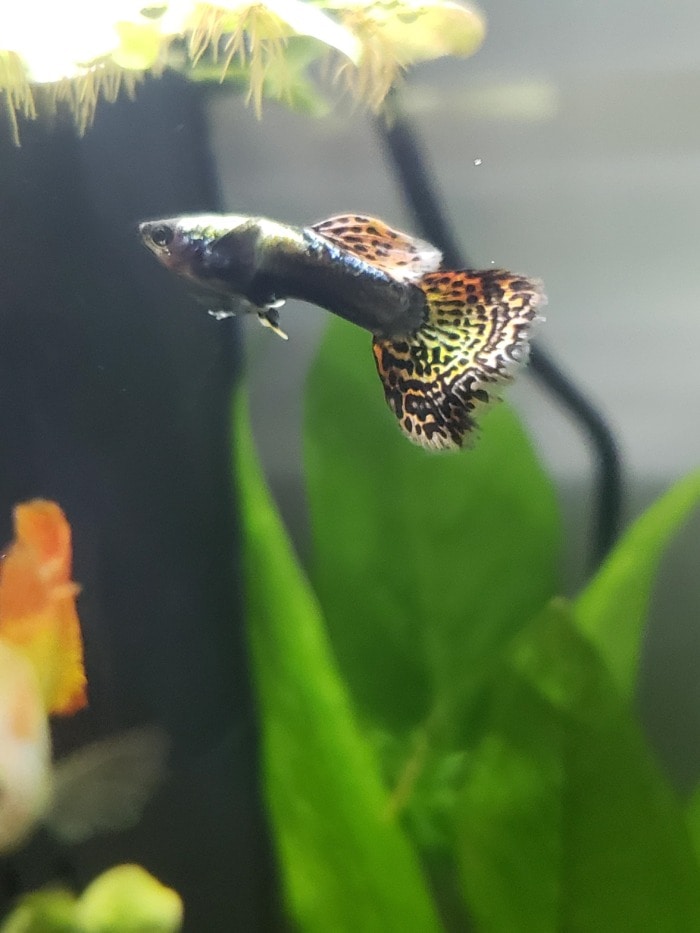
[150,224,173,248]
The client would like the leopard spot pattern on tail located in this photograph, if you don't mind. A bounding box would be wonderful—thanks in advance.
[372,269,545,450]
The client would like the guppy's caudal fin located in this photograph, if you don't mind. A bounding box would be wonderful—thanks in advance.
[373,270,544,450]
[310,215,544,451]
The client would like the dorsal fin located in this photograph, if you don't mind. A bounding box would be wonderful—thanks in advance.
[309,214,442,282]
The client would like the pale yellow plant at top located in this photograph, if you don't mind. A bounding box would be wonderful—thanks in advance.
[331,0,486,109]
[187,3,325,117]
[0,52,36,145]
[0,0,485,144]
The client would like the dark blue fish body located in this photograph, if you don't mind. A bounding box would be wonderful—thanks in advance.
[139,215,426,338]
[139,212,543,450]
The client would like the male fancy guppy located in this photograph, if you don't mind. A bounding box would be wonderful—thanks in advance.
[139,213,544,451]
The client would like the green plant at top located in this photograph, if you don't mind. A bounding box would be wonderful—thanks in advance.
[234,315,700,932]
[0,0,485,143]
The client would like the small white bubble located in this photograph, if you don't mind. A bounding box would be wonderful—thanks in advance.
[473,158,482,166]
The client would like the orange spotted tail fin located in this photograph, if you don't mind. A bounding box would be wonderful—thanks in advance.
[372,269,545,450]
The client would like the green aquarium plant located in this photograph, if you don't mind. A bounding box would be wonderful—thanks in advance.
[235,315,700,932]
[0,864,183,933]
[0,0,485,142]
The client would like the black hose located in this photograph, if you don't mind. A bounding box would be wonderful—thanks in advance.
[376,97,623,571]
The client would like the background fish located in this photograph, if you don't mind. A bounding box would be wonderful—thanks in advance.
[0,643,167,856]
[0,639,52,852]
[0,499,169,855]
[139,213,544,450]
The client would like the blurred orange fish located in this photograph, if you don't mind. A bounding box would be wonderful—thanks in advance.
[0,501,166,854]
[0,638,52,851]
[0,639,165,853]
[0,499,86,716]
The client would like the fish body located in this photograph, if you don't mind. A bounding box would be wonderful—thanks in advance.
[139,213,544,449]
[139,214,427,338]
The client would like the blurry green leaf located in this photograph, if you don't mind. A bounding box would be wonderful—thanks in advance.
[112,22,162,71]
[576,470,700,698]
[274,71,330,116]
[458,685,562,931]
[0,890,76,933]
[305,317,560,733]
[234,394,442,933]
[458,600,700,931]
[260,37,332,115]
[0,867,181,933]
[173,31,330,116]
[371,722,470,853]
[686,784,700,867]
[77,865,182,933]
[186,56,330,117]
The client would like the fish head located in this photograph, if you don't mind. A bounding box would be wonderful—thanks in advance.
[138,214,256,292]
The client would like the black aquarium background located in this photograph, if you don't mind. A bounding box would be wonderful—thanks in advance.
[0,76,279,931]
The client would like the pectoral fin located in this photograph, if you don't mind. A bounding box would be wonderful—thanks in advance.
[46,726,168,844]
[257,306,288,340]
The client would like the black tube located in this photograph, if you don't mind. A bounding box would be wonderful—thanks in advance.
[376,97,622,570]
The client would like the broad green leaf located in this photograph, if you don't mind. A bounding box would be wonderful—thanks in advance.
[687,784,700,869]
[576,469,700,698]
[234,394,442,933]
[458,600,700,931]
[458,680,563,931]
[77,865,182,933]
[305,317,560,733]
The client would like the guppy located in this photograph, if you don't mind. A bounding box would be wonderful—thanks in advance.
[139,213,544,451]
